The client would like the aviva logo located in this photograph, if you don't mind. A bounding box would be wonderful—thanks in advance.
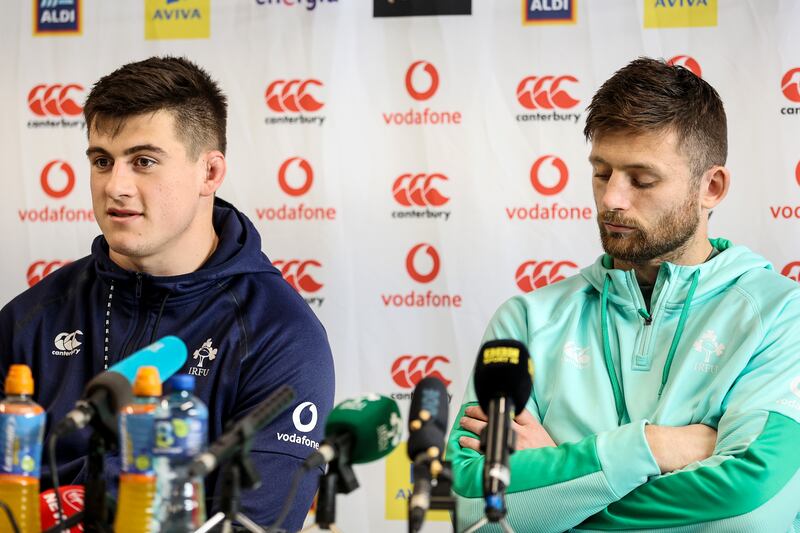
[384,443,449,522]
[145,0,210,40]
[644,0,717,28]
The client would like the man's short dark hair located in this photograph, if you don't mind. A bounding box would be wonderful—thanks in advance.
[84,56,227,157]
[584,57,727,178]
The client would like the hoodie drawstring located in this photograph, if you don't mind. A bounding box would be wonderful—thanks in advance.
[150,291,171,344]
[658,269,700,396]
[600,269,701,423]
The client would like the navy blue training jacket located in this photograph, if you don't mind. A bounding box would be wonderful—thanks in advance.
[0,198,335,531]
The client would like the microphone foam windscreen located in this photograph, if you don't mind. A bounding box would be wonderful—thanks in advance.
[407,376,448,459]
[324,394,402,464]
[473,339,533,413]
[84,370,134,413]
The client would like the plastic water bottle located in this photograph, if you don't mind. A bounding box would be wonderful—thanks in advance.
[115,366,162,533]
[152,374,208,532]
[0,364,45,533]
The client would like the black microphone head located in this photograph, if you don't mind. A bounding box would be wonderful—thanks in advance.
[85,371,134,414]
[407,377,448,460]
[473,339,533,414]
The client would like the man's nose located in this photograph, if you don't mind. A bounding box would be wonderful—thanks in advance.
[105,162,136,199]
[600,173,632,211]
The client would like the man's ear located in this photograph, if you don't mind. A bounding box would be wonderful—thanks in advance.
[201,150,226,197]
[700,165,730,211]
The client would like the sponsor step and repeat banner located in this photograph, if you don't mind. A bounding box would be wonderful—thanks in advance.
[2,0,800,531]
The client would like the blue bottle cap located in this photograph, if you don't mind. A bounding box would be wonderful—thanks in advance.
[169,374,195,392]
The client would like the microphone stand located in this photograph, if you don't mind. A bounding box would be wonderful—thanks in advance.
[407,459,457,533]
[463,397,516,533]
[195,426,266,533]
[301,445,358,532]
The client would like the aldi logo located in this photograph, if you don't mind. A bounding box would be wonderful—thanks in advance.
[644,0,717,29]
[523,0,576,25]
[34,0,81,36]
[145,0,210,40]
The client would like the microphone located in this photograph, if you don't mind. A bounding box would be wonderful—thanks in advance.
[407,377,449,533]
[473,339,533,521]
[303,394,402,470]
[107,335,188,383]
[189,384,296,478]
[52,336,188,438]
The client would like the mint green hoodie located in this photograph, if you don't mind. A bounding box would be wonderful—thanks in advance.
[447,240,800,532]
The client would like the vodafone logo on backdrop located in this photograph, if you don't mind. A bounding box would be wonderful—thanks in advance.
[515,260,578,293]
[278,157,314,196]
[768,163,800,220]
[383,60,462,126]
[780,68,800,116]
[264,78,325,126]
[255,157,337,222]
[796,160,800,187]
[530,155,569,196]
[781,262,800,282]
[505,155,593,222]
[391,355,451,389]
[274,259,325,308]
[406,244,440,283]
[516,74,581,123]
[381,243,462,308]
[667,55,702,77]
[40,160,76,199]
[27,260,71,287]
[18,160,94,224]
[405,61,439,101]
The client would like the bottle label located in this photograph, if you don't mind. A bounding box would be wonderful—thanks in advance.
[0,412,45,477]
[120,410,157,475]
[153,415,207,460]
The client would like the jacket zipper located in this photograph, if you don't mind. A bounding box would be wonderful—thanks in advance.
[120,273,149,359]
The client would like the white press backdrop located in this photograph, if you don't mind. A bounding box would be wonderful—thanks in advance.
[2,1,800,531]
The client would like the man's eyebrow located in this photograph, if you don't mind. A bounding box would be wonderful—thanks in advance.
[85,144,168,157]
[588,155,662,174]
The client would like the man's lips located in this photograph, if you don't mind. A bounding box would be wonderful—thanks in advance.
[107,208,142,220]
[603,222,636,232]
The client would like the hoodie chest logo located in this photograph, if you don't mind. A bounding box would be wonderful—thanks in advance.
[562,341,590,369]
[692,330,726,374]
[52,330,83,357]
[775,376,800,411]
[188,338,218,377]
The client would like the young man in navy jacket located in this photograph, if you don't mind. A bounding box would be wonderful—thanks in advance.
[0,56,335,530]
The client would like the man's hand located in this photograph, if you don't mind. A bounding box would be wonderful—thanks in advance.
[457,405,557,452]
[645,423,717,474]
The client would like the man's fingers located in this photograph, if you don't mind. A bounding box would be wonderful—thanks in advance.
[514,408,536,425]
[464,405,488,421]
[458,435,481,452]
[460,415,487,436]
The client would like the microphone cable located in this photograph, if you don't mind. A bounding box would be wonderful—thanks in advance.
[0,499,21,533]
[265,462,313,533]
[47,434,66,533]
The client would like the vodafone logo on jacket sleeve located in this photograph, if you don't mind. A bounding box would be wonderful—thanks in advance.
[276,401,320,450]
[380,243,462,308]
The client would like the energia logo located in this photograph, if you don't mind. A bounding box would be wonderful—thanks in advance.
[667,55,702,77]
[515,260,578,292]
